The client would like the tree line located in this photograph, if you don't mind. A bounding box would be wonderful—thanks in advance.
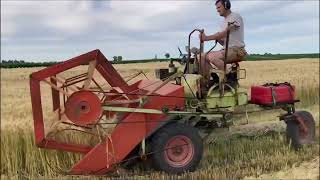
[1,53,318,68]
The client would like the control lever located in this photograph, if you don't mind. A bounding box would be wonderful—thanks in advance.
[178,47,183,56]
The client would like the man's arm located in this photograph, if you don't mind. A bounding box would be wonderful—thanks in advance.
[202,23,239,41]
[217,39,224,45]
[203,30,227,41]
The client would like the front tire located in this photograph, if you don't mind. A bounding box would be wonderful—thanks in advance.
[150,123,203,174]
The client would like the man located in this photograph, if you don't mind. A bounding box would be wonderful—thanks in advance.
[199,0,247,73]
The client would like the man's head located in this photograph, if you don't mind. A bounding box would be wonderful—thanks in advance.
[215,0,231,17]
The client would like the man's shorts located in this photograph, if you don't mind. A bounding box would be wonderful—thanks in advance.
[207,47,247,63]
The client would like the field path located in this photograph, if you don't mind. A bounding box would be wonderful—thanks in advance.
[245,156,319,180]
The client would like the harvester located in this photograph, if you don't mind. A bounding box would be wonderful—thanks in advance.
[29,25,315,175]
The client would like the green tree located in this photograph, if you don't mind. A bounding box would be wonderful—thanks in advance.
[165,53,170,59]
[117,56,123,61]
[113,56,118,61]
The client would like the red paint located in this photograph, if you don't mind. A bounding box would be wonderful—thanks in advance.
[164,135,194,167]
[29,49,185,175]
[65,91,102,126]
[250,83,296,105]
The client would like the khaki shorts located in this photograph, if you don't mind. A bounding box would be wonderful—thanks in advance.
[207,47,247,63]
[222,47,247,63]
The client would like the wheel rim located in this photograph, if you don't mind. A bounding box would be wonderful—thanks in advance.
[164,135,194,168]
[65,91,102,126]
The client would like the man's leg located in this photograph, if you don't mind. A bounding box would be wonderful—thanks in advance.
[197,50,224,84]
[206,50,225,70]
[207,48,241,71]
[198,49,235,79]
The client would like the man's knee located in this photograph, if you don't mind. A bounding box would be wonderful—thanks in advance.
[207,51,223,62]
[196,53,207,62]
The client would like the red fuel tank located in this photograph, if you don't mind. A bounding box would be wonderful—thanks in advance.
[250,83,296,106]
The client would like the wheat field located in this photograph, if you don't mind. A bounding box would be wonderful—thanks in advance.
[1,58,319,179]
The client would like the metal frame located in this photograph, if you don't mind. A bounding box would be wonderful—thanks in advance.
[30,49,187,175]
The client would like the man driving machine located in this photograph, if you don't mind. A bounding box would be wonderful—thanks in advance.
[199,0,247,75]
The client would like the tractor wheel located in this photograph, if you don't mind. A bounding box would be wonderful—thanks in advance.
[286,111,315,150]
[150,123,203,174]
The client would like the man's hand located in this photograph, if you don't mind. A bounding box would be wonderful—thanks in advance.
[199,32,207,42]
[217,39,224,46]
[227,21,239,31]
[200,32,222,42]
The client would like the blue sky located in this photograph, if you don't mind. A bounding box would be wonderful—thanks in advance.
[1,0,319,62]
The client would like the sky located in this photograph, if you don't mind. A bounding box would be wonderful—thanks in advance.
[1,0,319,62]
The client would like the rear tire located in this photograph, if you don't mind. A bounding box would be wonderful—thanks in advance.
[286,111,315,150]
[150,123,203,174]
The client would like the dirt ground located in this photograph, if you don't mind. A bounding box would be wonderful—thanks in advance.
[245,156,319,180]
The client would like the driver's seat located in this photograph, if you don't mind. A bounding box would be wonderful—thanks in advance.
[208,62,242,92]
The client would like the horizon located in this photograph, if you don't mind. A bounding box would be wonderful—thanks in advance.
[1,52,319,63]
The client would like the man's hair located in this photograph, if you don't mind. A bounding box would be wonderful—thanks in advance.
[215,0,231,10]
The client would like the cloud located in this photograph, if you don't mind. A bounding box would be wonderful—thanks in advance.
[1,1,96,37]
[248,18,319,35]
[43,2,93,34]
[99,1,208,32]
[232,0,290,13]
[248,34,319,54]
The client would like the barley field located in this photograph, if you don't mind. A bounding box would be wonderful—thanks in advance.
[1,58,319,179]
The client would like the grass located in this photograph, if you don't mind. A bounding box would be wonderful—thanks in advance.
[0,129,81,179]
[248,156,319,179]
[1,58,319,179]
[1,128,318,179]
